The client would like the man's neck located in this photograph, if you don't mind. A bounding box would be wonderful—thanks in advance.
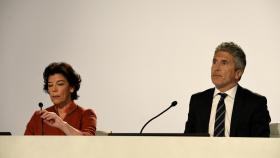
[217,83,238,92]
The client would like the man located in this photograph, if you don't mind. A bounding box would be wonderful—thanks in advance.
[184,42,271,137]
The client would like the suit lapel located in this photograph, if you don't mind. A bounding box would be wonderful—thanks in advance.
[202,88,215,131]
[230,85,245,136]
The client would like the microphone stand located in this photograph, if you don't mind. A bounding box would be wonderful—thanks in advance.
[140,101,177,134]
[39,102,44,135]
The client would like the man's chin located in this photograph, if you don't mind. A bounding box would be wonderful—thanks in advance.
[213,82,224,89]
[212,79,223,86]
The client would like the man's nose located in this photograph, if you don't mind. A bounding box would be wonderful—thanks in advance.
[212,63,221,71]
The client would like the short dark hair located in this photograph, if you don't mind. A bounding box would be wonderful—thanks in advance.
[43,62,81,100]
[215,42,246,70]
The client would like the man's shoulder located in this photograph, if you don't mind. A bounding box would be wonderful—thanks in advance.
[237,86,267,103]
[192,88,215,97]
[238,86,266,98]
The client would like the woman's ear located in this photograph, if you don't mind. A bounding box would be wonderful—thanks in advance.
[70,87,74,93]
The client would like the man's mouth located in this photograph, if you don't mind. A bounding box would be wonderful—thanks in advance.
[212,74,222,77]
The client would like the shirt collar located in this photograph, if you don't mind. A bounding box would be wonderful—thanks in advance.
[54,101,77,116]
[213,85,238,100]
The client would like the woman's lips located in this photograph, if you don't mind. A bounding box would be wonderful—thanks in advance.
[52,95,60,99]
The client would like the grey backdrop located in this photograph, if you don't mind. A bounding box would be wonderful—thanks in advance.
[0,0,279,135]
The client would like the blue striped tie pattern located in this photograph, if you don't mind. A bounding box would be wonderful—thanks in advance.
[214,93,227,137]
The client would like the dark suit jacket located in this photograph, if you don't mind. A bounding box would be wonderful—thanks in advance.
[184,85,271,137]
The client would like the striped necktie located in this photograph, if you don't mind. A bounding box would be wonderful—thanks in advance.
[214,93,227,137]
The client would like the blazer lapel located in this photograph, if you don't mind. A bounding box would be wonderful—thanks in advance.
[230,85,245,136]
[202,88,215,131]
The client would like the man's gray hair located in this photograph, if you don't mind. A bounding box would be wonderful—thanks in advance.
[215,42,246,70]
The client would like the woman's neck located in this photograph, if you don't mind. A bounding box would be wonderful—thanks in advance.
[56,100,73,118]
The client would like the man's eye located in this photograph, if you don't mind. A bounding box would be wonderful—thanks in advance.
[212,59,216,64]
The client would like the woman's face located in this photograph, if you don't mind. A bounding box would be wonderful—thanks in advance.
[47,73,73,106]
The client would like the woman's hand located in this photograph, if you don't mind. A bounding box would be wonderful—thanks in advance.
[39,110,65,129]
[38,110,83,135]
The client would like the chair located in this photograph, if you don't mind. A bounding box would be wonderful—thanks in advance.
[95,130,111,136]
[270,123,280,137]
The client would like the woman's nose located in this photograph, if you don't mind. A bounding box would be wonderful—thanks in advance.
[51,85,58,92]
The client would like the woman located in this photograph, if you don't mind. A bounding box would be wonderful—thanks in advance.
[24,62,97,135]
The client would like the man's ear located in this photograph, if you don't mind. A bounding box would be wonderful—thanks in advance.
[235,69,244,81]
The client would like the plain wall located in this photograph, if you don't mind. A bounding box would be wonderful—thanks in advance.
[0,0,279,135]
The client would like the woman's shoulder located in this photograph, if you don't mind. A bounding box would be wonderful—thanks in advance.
[76,105,97,116]
[30,105,56,118]
[45,105,56,111]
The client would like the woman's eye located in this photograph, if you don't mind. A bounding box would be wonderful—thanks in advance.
[57,82,65,86]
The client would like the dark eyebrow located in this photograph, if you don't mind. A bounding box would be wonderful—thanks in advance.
[48,80,65,84]
[57,80,66,83]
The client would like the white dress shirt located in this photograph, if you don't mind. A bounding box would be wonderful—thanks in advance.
[208,85,238,137]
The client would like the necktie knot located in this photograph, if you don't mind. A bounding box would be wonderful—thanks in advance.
[218,93,227,100]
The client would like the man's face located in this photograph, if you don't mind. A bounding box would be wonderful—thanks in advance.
[211,51,242,92]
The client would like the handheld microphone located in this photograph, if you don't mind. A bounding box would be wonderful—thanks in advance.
[140,101,177,134]
[38,102,44,135]
[38,102,43,110]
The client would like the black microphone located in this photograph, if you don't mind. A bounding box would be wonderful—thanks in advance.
[38,102,43,110]
[38,102,44,135]
[140,101,177,134]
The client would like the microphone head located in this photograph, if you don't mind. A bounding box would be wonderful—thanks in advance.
[38,102,43,108]
[171,101,177,107]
